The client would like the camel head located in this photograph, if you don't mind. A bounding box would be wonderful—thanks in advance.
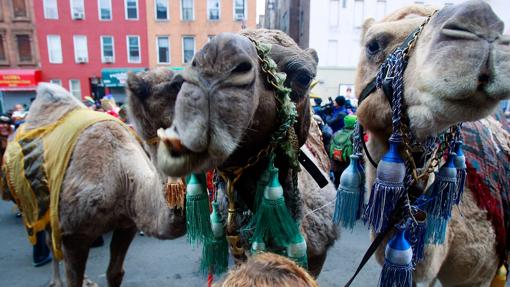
[356,0,510,139]
[157,29,318,176]
[126,68,184,156]
[25,83,85,130]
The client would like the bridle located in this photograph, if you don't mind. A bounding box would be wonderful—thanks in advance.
[356,12,437,169]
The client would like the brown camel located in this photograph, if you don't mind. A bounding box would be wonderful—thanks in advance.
[355,1,510,286]
[126,30,338,277]
[4,83,186,287]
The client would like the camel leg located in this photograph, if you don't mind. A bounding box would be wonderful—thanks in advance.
[46,230,64,287]
[106,227,137,287]
[62,235,91,287]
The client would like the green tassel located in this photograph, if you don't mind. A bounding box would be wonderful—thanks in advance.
[253,166,272,211]
[200,202,229,275]
[249,163,302,248]
[287,233,308,269]
[185,173,212,246]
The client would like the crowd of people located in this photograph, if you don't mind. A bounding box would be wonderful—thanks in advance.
[312,88,358,188]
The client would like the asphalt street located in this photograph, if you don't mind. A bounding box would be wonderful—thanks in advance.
[0,198,453,287]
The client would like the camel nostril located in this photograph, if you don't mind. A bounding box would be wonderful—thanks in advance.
[478,73,490,85]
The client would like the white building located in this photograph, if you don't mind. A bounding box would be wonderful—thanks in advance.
[309,0,510,101]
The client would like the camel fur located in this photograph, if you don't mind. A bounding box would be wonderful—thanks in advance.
[126,30,338,277]
[355,1,510,286]
[4,83,186,287]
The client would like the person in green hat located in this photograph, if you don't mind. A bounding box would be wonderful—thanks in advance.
[329,115,357,188]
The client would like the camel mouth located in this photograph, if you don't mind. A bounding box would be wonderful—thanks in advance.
[156,127,222,177]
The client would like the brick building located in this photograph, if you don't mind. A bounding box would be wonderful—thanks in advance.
[0,0,41,111]
[33,0,149,103]
[146,0,256,68]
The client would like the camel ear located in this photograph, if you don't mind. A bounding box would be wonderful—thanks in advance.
[305,48,319,65]
[153,73,184,98]
[127,72,152,101]
[361,18,376,43]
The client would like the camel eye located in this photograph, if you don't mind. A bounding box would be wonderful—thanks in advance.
[295,73,312,87]
[232,62,252,74]
[366,40,381,56]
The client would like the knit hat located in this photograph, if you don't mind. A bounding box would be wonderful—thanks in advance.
[344,115,357,129]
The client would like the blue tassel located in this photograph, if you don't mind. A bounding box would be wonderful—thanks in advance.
[425,154,457,244]
[333,154,363,229]
[405,209,427,264]
[365,140,406,233]
[453,141,466,205]
[378,226,413,287]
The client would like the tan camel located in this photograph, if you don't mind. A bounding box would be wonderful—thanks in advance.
[355,1,510,286]
[126,30,338,277]
[5,83,186,287]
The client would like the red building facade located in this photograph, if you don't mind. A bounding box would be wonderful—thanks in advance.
[33,0,148,101]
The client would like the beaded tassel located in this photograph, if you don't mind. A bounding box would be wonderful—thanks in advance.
[379,226,413,287]
[185,173,213,246]
[333,154,364,229]
[425,154,457,244]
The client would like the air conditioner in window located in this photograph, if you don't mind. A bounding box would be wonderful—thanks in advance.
[73,11,84,20]
[103,56,114,63]
[77,56,88,63]
[235,14,245,21]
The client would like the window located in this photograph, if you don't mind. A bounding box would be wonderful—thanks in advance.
[12,0,28,18]
[181,0,194,21]
[47,35,62,63]
[16,34,32,62]
[69,80,81,98]
[73,36,88,63]
[101,36,115,63]
[127,36,141,63]
[329,0,339,27]
[0,34,6,62]
[157,36,170,64]
[182,36,194,64]
[43,0,58,19]
[50,79,62,86]
[98,0,112,20]
[234,0,246,21]
[125,0,138,20]
[71,0,85,19]
[327,40,338,66]
[376,0,386,20]
[155,0,168,20]
[353,0,364,28]
[207,0,220,20]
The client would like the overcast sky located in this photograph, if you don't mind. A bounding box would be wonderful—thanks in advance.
[256,0,265,23]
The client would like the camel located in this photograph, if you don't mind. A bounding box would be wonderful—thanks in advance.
[355,1,510,286]
[126,30,338,277]
[2,83,186,287]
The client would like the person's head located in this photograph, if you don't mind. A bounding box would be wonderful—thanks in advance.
[217,253,318,287]
[313,98,322,106]
[14,104,23,111]
[101,98,117,111]
[346,87,352,94]
[344,115,357,129]
[334,96,346,107]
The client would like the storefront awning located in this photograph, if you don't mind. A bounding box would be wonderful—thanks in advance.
[101,68,147,88]
[0,69,41,91]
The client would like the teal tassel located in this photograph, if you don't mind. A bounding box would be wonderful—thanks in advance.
[249,161,302,249]
[253,166,271,211]
[287,233,308,269]
[200,202,229,275]
[185,173,212,245]
[333,154,363,229]
[425,154,457,244]
[379,226,413,287]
